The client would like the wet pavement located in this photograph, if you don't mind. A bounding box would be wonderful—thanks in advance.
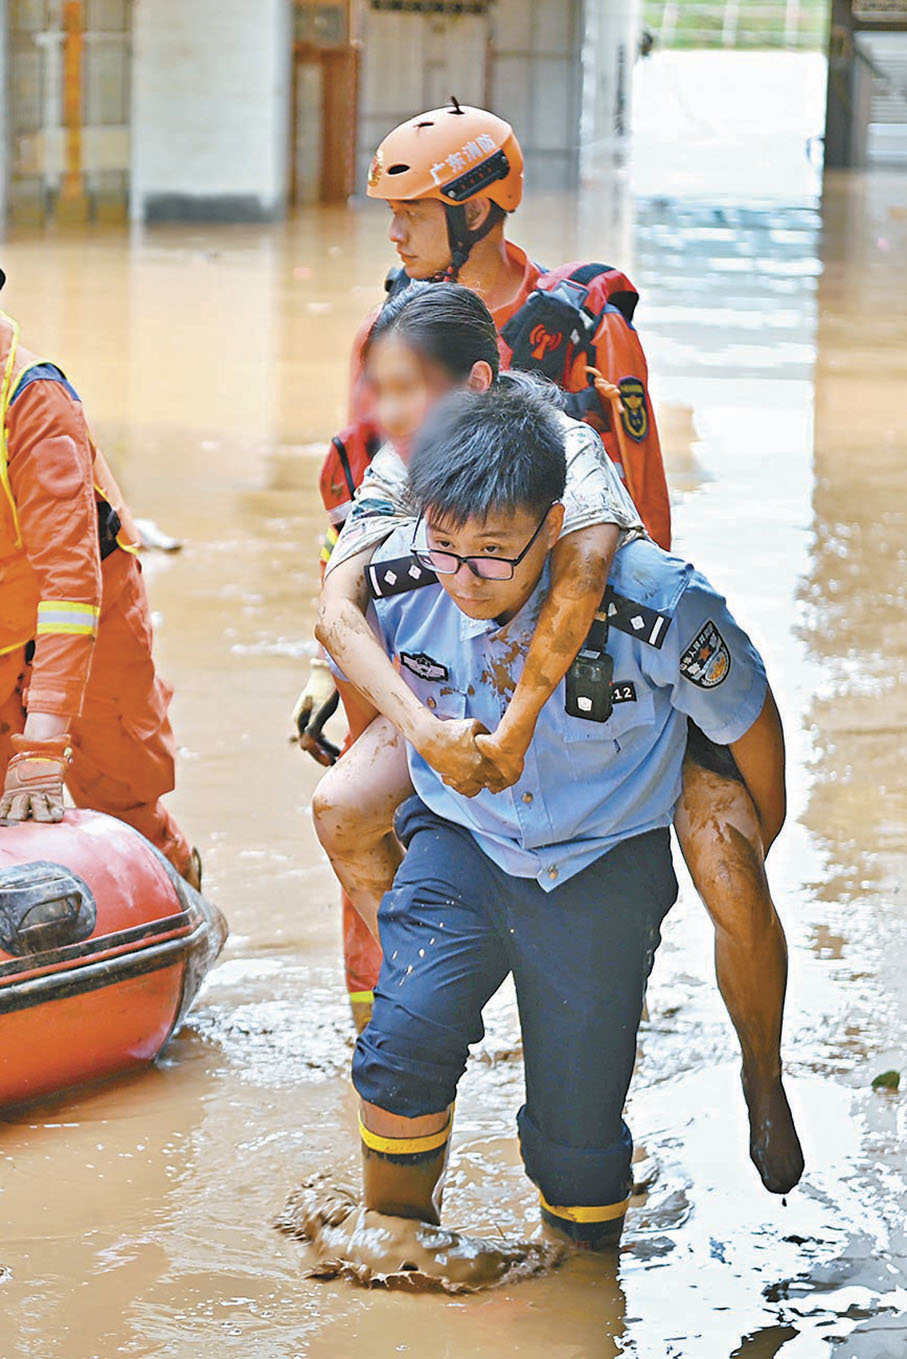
[1,51,906,1359]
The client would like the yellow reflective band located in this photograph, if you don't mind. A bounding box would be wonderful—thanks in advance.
[38,601,101,615]
[36,624,97,637]
[359,1118,451,1158]
[348,990,374,1005]
[321,525,339,564]
[36,600,100,637]
[539,1192,630,1224]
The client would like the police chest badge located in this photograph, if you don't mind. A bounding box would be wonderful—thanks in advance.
[401,652,449,683]
[680,621,731,689]
[618,376,649,443]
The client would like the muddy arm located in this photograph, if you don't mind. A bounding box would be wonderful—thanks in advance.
[477,524,618,784]
[317,548,495,793]
[728,685,787,853]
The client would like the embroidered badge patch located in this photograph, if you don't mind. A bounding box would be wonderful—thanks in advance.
[401,652,449,683]
[680,621,731,689]
[618,376,649,443]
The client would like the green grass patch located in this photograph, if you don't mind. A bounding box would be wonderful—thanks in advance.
[642,1,829,50]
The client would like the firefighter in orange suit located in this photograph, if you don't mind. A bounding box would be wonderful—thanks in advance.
[0,288,198,886]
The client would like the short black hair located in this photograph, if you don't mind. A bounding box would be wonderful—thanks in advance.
[407,381,567,527]
[364,280,500,383]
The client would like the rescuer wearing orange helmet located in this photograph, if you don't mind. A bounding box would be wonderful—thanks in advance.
[299,105,804,1198]
[297,102,671,1016]
[0,286,198,885]
[359,99,669,544]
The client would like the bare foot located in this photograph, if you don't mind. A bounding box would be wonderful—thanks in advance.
[276,1175,566,1293]
[742,1069,804,1194]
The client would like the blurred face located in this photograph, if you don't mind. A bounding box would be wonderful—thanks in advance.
[366,335,493,460]
[424,503,564,623]
[366,335,456,459]
[387,199,451,279]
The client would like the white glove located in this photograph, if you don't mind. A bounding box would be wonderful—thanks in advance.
[291,657,341,766]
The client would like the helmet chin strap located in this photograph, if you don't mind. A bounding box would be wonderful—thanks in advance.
[436,203,500,282]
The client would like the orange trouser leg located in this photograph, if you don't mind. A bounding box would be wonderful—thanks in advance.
[66,554,193,877]
[335,679,384,1022]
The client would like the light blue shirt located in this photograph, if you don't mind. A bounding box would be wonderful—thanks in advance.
[370,530,768,890]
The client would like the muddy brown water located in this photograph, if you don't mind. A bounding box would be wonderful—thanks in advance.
[2,62,906,1359]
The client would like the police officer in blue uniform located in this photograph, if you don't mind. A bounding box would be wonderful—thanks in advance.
[350,380,788,1251]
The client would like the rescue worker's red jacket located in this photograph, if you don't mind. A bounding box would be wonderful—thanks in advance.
[0,313,141,718]
[342,241,671,551]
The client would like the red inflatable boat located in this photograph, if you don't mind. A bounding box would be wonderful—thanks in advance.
[0,809,227,1110]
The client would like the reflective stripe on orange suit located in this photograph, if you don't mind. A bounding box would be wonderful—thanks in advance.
[0,314,191,875]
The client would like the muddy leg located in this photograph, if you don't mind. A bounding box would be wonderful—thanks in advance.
[674,758,804,1194]
[312,716,412,940]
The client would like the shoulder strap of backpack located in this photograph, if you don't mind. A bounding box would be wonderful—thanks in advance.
[562,262,639,327]
[330,435,358,502]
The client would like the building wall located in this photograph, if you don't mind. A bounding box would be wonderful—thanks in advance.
[489,0,583,190]
[355,0,639,196]
[130,0,293,222]
[356,6,491,190]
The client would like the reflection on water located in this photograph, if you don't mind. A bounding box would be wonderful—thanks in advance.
[1,65,906,1359]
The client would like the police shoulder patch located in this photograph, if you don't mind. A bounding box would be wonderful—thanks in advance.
[400,652,449,683]
[618,376,649,443]
[679,621,731,689]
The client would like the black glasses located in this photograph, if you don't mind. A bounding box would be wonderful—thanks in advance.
[411,503,558,582]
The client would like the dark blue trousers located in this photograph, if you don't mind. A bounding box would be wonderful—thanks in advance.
[352,798,678,1214]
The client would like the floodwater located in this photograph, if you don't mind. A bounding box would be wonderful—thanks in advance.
[1,51,906,1359]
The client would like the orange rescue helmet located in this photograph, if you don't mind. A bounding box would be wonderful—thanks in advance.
[367,101,523,213]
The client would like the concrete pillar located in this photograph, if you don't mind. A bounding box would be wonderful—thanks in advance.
[130,0,292,223]
[824,0,860,168]
[580,0,640,183]
[489,0,584,191]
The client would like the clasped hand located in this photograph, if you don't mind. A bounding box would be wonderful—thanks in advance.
[418,718,526,799]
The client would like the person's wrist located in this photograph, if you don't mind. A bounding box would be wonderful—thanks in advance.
[409,709,443,758]
[492,709,534,758]
[23,711,70,743]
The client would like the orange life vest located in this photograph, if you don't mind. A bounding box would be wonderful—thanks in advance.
[0,313,140,655]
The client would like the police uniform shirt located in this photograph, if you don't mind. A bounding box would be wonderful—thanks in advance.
[370,529,768,891]
[325,402,643,573]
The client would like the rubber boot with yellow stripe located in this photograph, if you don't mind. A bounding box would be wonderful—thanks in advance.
[538,1191,629,1249]
[360,1108,452,1225]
